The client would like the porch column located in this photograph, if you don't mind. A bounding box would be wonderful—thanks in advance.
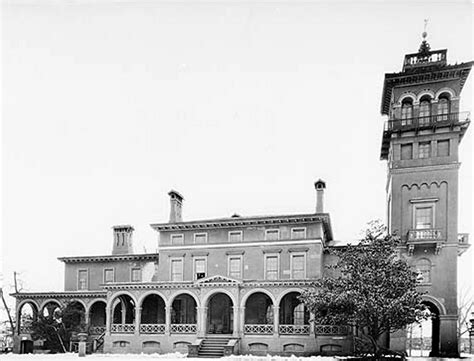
[232,306,239,338]
[121,300,126,324]
[105,304,111,336]
[273,306,279,336]
[84,309,90,328]
[197,306,207,337]
[135,307,141,335]
[239,307,246,337]
[165,305,172,335]
[309,311,315,336]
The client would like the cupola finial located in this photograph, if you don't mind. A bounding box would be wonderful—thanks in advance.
[418,19,431,56]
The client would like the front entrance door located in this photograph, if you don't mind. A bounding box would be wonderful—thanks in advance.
[207,293,233,334]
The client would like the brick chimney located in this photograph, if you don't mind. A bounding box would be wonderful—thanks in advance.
[168,190,184,223]
[314,179,326,213]
[112,225,134,255]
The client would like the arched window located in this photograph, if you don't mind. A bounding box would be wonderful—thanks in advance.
[419,96,432,125]
[437,95,450,122]
[416,259,431,284]
[401,98,413,125]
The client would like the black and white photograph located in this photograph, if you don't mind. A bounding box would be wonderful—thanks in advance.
[1,0,473,360]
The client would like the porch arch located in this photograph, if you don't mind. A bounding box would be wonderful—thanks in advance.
[240,288,275,308]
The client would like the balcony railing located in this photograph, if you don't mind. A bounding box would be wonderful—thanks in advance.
[111,324,135,333]
[279,324,310,335]
[170,323,197,333]
[408,229,442,241]
[384,112,470,132]
[403,49,447,70]
[458,233,469,245]
[244,324,274,334]
[314,325,350,335]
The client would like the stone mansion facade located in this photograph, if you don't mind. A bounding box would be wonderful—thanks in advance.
[12,36,472,357]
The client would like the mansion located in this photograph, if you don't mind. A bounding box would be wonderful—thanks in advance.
[12,35,472,357]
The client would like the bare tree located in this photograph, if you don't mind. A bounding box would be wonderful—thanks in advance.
[458,286,474,339]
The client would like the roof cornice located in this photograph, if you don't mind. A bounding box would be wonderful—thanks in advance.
[58,253,158,263]
[11,291,107,299]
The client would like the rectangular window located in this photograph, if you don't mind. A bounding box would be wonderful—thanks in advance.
[194,258,207,280]
[194,233,207,244]
[291,227,306,239]
[418,142,431,159]
[291,254,306,279]
[400,143,413,160]
[78,270,88,290]
[131,268,141,282]
[171,259,184,282]
[104,268,114,283]
[265,229,280,241]
[171,234,184,245]
[437,140,450,157]
[414,205,434,230]
[228,231,243,242]
[228,256,242,279]
[265,255,279,280]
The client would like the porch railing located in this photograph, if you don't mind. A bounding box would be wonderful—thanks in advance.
[244,324,274,334]
[170,323,197,333]
[279,324,310,335]
[314,325,350,335]
[140,323,166,334]
[89,326,106,335]
[110,324,135,333]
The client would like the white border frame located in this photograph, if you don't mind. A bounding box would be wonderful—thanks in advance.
[227,254,243,279]
[264,253,280,280]
[193,232,208,244]
[290,227,307,239]
[193,256,208,280]
[265,228,280,241]
[103,267,115,283]
[290,252,307,279]
[228,230,243,242]
[170,257,184,282]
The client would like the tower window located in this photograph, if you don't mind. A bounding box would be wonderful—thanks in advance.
[418,142,431,159]
[437,140,450,157]
[419,98,431,125]
[401,99,413,124]
[414,205,434,230]
[400,143,413,160]
[437,96,450,121]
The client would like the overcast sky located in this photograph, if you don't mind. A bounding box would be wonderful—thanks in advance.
[1,0,473,310]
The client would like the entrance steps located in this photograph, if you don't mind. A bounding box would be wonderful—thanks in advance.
[197,336,231,358]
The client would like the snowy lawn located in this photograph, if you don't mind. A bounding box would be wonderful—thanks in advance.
[0,354,337,361]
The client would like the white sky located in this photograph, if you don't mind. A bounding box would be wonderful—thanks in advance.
[1,0,473,314]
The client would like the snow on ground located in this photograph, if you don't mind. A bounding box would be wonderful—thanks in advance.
[0,354,336,361]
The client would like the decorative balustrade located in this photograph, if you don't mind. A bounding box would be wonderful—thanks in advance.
[408,229,442,241]
[314,325,350,335]
[244,324,274,334]
[170,323,197,333]
[403,49,447,69]
[140,323,166,334]
[458,233,469,245]
[111,324,135,333]
[89,326,106,335]
[384,112,470,132]
[279,324,310,335]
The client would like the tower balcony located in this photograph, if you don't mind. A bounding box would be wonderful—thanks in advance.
[406,228,444,256]
[384,111,470,132]
[402,49,447,71]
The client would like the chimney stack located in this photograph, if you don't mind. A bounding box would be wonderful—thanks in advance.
[112,225,134,255]
[168,190,184,223]
[314,179,326,213]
